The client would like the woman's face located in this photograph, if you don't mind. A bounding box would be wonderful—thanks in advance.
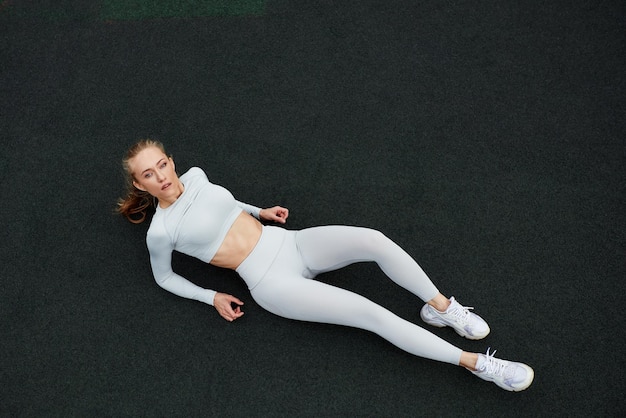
[129,146,184,208]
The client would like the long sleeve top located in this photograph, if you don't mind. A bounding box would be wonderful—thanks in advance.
[145,167,261,305]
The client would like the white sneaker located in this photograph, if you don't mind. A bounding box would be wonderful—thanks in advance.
[472,348,535,391]
[420,296,490,339]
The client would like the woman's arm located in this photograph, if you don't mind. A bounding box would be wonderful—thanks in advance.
[147,236,217,305]
[147,234,246,321]
[236,200,262,219]
[237,201,289,224]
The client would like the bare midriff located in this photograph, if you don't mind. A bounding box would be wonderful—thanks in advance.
[210,211,263,270]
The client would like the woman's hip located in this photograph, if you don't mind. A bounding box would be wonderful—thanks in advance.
[236,226,307,290]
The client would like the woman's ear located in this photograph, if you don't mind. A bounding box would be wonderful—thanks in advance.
[133,180,146,191]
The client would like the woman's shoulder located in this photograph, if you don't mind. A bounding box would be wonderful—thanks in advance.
[183,166,205,176]
[146,212,167,236]
[180,166,209,183]
[146,213,174,249]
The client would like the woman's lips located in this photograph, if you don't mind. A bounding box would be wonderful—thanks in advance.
[161,183,171,190]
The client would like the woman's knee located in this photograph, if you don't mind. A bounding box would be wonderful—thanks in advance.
[358,228,391,252]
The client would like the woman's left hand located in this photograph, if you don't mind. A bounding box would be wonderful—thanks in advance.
[259,206,289,224]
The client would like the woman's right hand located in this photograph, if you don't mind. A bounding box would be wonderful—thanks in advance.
[213,292,245,322]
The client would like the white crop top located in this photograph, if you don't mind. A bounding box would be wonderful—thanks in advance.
[146,167,261,305]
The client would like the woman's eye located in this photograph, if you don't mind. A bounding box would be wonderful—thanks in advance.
[144,173,152,178]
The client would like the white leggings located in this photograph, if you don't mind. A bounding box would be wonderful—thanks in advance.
[236,225,463,365]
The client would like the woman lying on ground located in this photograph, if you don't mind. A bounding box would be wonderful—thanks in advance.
[117,139,534,392]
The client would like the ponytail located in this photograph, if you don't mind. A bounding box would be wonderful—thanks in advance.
[116,188,154,224]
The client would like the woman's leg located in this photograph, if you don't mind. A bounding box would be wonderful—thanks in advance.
[245,229,533,391]
[296,226,440,302]
[251,272,463,365]
[295,225,491,339]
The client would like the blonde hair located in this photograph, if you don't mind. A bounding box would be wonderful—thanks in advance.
[116,139,166,223]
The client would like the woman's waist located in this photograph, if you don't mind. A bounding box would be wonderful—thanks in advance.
[210,211,263,269]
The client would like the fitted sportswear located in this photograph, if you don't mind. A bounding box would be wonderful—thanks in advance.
[238,225,462,364]
[146,167,261,305]
[144,167,464,365]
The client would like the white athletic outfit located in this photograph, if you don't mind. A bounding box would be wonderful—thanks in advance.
[146,167,463,365]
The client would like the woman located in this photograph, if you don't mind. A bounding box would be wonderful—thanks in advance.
[118,139,534,392]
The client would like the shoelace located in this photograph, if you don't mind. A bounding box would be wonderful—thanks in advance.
[478,348,511,378]
[447,302,474,323]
